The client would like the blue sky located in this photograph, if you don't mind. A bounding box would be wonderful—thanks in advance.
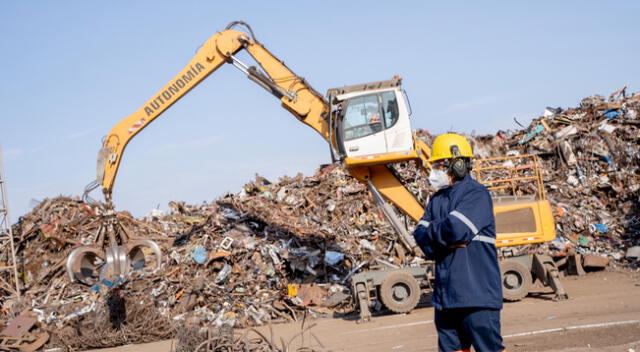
[1,1,638,218]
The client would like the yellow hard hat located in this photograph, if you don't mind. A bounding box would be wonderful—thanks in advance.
[429,133,474,162]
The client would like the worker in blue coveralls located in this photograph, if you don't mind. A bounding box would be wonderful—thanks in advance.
[413,133,505,352]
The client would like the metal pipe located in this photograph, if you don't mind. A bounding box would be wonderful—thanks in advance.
[229,54,294,101]
[229,54,250,75]
[367,180,420,256]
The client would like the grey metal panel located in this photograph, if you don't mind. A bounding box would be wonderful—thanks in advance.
[327,77,402,97]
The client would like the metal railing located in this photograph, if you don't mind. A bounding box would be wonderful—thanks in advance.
[474,154,546,200]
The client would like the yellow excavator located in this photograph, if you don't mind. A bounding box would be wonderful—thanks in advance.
[72,21,567,320]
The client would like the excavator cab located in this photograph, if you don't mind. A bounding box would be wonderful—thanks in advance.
[328,77,416,166]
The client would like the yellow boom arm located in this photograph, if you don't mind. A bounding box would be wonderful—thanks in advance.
[95,22,425,226]
[97,28,245,197]
[97,26,329,198]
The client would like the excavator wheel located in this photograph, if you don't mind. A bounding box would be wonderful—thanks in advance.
[500,259,533,301]
[379,271,421,313]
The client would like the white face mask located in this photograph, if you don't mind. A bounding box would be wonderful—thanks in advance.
[428,168,451,191]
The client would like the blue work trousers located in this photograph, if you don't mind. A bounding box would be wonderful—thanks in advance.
[435,308,505,352]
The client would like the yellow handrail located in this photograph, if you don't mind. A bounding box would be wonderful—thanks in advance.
[474,154,546,200]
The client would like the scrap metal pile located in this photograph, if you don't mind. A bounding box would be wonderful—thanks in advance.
[0,165,417,350]
[0,88,639,350]
[468,87,640,264]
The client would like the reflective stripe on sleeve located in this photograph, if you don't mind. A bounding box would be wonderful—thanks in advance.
[449,210,479,234]
[472,234,496,244]
[418,220,430,228]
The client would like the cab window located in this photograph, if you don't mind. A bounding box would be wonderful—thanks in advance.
[381,91,399,128]
[342,94,383,141]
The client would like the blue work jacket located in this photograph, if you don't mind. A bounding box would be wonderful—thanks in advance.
[413,174,503,310]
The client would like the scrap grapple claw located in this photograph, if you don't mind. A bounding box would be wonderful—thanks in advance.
[65,203,163,286]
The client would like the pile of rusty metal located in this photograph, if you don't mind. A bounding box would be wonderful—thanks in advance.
[0,165,409,349]
[0,88,639,350]
[464,87,640,266]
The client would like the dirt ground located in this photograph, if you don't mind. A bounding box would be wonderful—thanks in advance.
[88,269,640,352]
